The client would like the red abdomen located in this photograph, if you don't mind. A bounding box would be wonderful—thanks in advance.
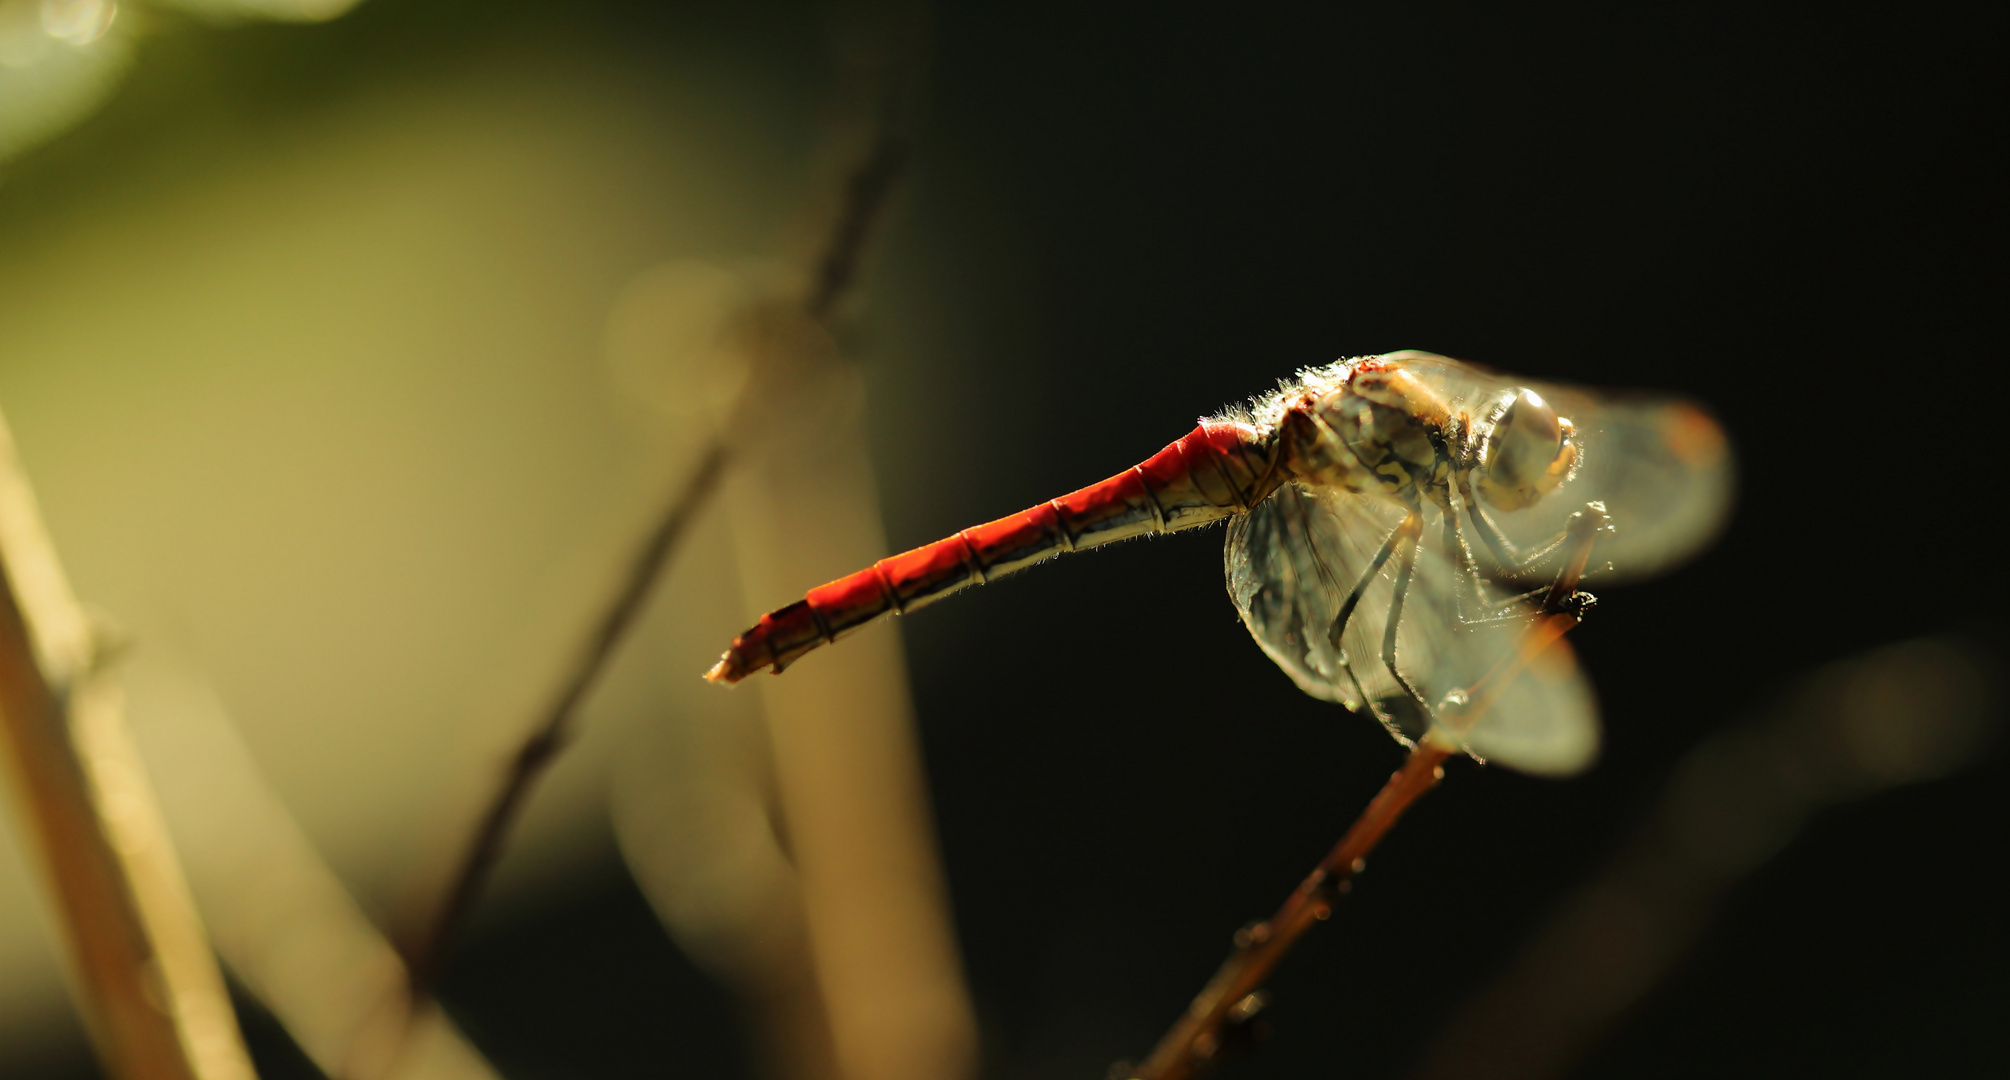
[706,420,1280,683]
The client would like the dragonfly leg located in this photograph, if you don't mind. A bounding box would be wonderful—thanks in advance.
[1456,502,1606,617]
[1456,473,1570,588]
[1323,515,1407,722]
[1441,486,1565,626]
[1540,503,1608,617]
[1434,485,1494,624]
[1461,587,1554,624]
[1379,511,1437,727]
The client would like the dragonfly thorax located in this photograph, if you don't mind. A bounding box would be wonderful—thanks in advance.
[1280,359,1459,502]
[1271,357,1580,517]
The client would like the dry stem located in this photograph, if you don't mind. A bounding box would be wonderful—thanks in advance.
[0,408,256,1080]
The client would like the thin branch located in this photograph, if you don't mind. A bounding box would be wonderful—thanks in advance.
[0,407,257,1080]
[401,440,730,999]
[805,105,909,322]
[1128,740,1456,1080]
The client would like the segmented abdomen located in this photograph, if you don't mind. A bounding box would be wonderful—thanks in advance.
[705,420,1280,683]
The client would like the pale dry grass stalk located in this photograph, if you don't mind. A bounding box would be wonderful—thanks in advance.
[725,394,981,1080]
[714,57,977,1080]
[0,406,256,1080]
[126,657,499,1080]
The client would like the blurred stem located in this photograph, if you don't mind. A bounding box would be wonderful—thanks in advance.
[375,24,926,1079]
[1407,637,1999,1080]
[400,440,730,1002]
[805,104,908,321]
[395,64,913,1018]
[0,407,257,1080]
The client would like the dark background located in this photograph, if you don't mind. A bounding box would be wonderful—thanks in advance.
[31,1,2005,1077]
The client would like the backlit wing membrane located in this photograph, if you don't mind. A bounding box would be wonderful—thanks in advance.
[1533,391,1734,581]
[1225,482,1600,776]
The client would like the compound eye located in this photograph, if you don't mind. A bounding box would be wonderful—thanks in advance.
[1479,389,1577,511]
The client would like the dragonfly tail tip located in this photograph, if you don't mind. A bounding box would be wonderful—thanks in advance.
[703,654,744,684]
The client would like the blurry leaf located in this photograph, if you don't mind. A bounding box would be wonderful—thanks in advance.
[1,0,373,167]
[0,0,132,164]
[147,0,365,24]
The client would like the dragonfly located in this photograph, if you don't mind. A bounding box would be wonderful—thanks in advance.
[706,351,1731,775]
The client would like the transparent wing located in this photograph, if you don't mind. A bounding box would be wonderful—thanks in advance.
[1225,482,1599,776]
[1539,390,1735,581]
[1224,482,1407,715]
[1387,351,1736,582]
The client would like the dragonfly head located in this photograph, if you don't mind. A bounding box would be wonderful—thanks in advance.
[1477,388,1579,512]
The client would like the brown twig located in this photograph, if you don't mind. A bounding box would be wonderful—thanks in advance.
[1128,740,1457,1080]
[401,440,729,999]
[805,105,909,321]
[1129,507,1608,1080]
[0,407,257,1080]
